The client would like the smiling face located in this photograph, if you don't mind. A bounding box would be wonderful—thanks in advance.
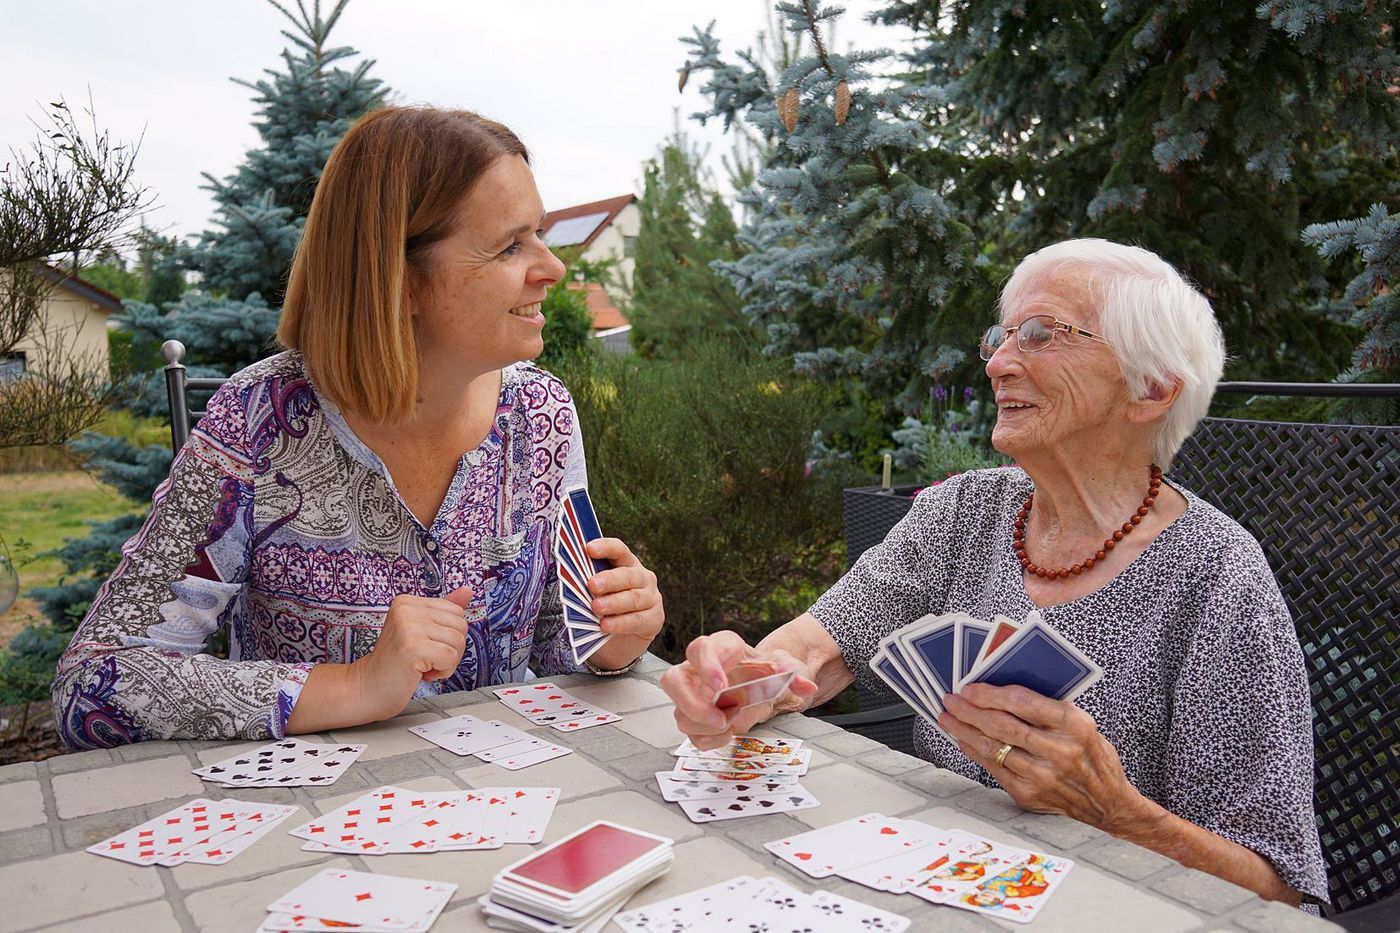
[984,275,1133,461]
[411,155,566,374]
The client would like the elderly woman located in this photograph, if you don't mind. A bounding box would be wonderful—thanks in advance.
[661,239,1327,908]
[54,107,663,747]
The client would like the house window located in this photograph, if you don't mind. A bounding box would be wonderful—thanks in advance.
[0,352,25,382]
[623,235,637,259]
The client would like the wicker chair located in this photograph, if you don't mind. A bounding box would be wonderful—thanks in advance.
[821,383,1399,922]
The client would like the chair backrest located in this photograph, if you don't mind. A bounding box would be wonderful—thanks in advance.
[1169,415,1399,913]
[160,340,230,455]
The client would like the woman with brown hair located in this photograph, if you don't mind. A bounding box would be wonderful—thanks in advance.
[53,107,664,746]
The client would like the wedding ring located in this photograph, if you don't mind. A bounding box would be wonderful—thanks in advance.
[994,743,1014,768]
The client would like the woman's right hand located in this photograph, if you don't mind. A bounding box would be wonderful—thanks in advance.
[351,586,475,720]
[660,630,818,750]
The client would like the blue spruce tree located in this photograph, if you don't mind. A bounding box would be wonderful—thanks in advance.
[2,0,387,701]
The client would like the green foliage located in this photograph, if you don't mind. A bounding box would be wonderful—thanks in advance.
[629,137,755,356]
[77,261,142,301]
[551,339,861,658]
[538,279,595,368]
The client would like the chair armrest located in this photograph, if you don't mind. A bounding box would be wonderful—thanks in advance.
[816,701,915,728]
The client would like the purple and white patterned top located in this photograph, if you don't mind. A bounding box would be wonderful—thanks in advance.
[52,352,585,748]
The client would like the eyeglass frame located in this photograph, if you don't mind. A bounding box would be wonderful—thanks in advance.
[978,314,1111,361]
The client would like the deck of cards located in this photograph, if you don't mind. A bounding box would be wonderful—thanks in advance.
[555,484,614,665]
[870,609,1102,732]
[656,734,820,823]
[260,868,455,932]
[88,797,298,866]
[192,738,366,788]
[288,784,559,854]
[765,813,1074,924]
[480,820,674,931]
[410,713,573,770]
[493,682,622,732]
[614,874,911,932]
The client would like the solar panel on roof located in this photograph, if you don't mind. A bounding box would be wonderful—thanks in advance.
[543,211,610,247]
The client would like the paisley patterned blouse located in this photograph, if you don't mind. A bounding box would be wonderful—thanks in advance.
[52,352,585,748]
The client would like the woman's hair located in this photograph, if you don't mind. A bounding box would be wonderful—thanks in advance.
[278,106,529,422]
[999,238,1225,469]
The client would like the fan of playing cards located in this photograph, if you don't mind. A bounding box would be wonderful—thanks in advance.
[655,734,820,823]
[88,798,298,867]
[871,609,1102,732]
[555,485,614,665]
[480,820,674,931]
[260,868,456,932]
[192,738,366,788]
[614,875,911,932]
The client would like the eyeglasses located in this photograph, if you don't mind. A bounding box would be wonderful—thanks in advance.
[978,314,1111,361]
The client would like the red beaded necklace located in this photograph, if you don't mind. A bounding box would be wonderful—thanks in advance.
[1013,465,1163,580]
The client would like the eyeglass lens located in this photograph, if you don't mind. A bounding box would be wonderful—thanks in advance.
[979,315,1056,360]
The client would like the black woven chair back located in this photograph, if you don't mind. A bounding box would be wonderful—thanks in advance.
[1169,417,1400,913]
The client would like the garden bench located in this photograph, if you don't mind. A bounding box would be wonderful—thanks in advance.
[825,383,1399,924]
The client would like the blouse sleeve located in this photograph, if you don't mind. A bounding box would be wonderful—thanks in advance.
[51,381,312,748]
[1163,542,1330,905]
[529,394,586,676]
[807,475,968,698]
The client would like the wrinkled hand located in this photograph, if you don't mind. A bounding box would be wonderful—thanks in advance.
[660,630,818,751]
[353,586,475,720]
[939,683,1146,831]
[578,537,664,669]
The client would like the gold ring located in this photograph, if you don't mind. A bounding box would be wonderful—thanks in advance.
[994,743,1014,768]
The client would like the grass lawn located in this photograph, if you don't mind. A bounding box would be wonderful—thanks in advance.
[0,471,145,647]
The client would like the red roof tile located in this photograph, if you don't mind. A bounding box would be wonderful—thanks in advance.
[568,282,628,331]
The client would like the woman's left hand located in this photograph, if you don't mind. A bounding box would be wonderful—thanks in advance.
[579,537,664,668]
[939,684,1148,832]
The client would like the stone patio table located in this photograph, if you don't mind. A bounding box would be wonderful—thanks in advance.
[0,656,1338,931]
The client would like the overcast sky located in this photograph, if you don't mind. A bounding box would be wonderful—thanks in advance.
[3,0,910,244]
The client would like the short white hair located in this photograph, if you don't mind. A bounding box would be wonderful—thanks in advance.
[999,238,1224,469]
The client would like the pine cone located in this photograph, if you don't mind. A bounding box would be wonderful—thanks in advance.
[777,88,800,132]
[677,64,690,94]
[834,79,851,126]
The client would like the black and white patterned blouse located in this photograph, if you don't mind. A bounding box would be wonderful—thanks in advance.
[810,467,1329,904]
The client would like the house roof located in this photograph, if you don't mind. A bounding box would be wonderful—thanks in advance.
[568,281,628,331]
[36,263,123,313]
[542,194,636,250]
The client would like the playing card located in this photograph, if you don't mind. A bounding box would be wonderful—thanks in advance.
[499,820,673,902]
[671,735,802,758]
[475,786,560,843]
[267,868,456,930]
[675,749,809,775]
[722,876,816,930]
[612,875,759,933]
[712,669,795,711]
[836,832,956,892]
[162,800,300,866]
[477,735,553,762]
[410,716,523,756]
[654,772,798,801]
[954,617,995,686]
[959,615,1021,689]
[563,487,611,575]
[192,738,318,785]
[805,889,911,931]
[487,741,573,770]
[494,683,622,731]
[896,613,959,699]
[660,767,798,786]
[267,744,366,787]
[288,786,417,854]
[907,833,1031,904]
[676,785,820,822]
[372,793,501,854]
[763,813,937,879]
[87,798,235,866]
[949,852,1074,923]
[962,614,1102,703]
[869,648,946,727]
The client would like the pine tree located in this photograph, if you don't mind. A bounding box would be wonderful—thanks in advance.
[3,0,388,701]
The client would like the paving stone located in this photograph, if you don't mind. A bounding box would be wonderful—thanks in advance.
[809,729,890,758]
[185,857,355,933]
[298,769,370,799]
[791,763,928,827]
[456,752,622,798]
[1008,812,1107,851]
[1231,901,1344,932]
[0,761,39,783]
[1076,834,1178,882]
[59,804,151,850]
[363,753,453,786]
[309,775,460,815]
[327,712,449,760]
[51,756,204,819]
[115,740,186,763]
[44,748,113,776]
[719,810,810,856]
[31,899,182,932]
[613,705,687,749]
[561,676,671,714]
[859,747,927,776]
[0,780,46,831]
[608,749,678,783]
[549,790,703,847]
[901,765,982,800]
[572,730,651,763]
[1150,867,1260,914]
[169,806,324,891]
[768,712,843,739]
[0,826,54,864]
[436,698,537,730]
[0,848,165,930]
[955,784,1026,823]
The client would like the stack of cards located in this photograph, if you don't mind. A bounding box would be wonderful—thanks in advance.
[410,714,572,770]
[492,682,621,732]
[480,821,674,931]
[193,738,366,788]
[88,797,298,866]
[656,734,820,822]
[259,868,456,932]
[288,784,559,854]
[614,874,910,932]
[765,813,1074,924]
[555,485,614,665]
[870,609,1102,732]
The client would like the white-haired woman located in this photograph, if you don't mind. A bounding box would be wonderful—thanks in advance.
[660,239,1327,908]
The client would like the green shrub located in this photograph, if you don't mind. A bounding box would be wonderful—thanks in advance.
[551,340,862,659]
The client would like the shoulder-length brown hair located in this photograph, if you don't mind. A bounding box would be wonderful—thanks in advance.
[278,106,529,422]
